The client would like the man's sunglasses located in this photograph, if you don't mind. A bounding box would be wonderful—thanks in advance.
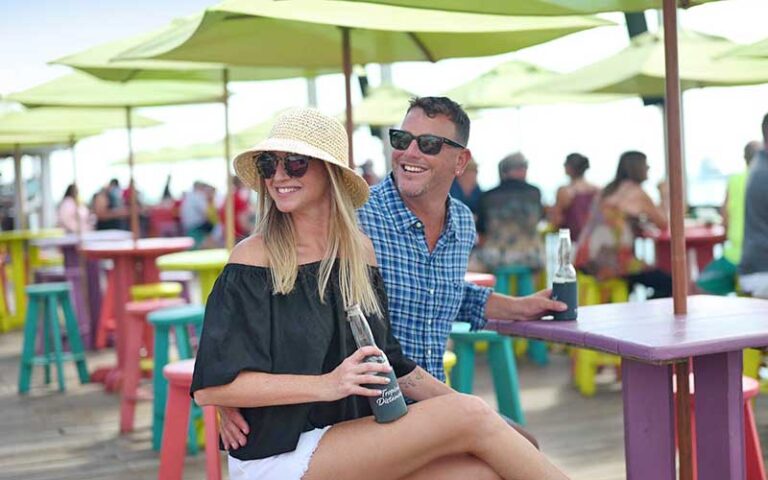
[255,152,311,179]
[389,128,465,155]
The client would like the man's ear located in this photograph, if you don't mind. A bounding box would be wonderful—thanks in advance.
[454,148,472,176]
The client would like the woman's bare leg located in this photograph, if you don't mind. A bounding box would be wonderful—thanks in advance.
[303,393,568,480]
[402,454,501,480]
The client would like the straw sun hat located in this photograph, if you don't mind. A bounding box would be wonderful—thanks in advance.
[233,107,369,208]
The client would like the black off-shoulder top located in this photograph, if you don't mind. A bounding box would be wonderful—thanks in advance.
[191,261,417,460]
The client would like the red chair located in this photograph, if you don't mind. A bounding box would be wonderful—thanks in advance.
[675,374,765,480]
[159,359,221,480]
[120,297,185,434]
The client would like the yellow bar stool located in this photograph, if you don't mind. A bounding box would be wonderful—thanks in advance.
[443,351,457,387]
[572,273,628,397]
[130,282,183,301]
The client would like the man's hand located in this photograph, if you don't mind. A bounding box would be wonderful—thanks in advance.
[218,406,249,451]
[485,288,567,322]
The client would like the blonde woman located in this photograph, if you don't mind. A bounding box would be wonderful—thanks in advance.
[192,108,569,480]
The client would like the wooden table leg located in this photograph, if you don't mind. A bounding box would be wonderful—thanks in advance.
[622,359,676,480]
[693,351,745,480]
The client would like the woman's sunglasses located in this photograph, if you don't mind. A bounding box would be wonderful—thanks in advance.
[389,128,465,155]
[255,152,311,179]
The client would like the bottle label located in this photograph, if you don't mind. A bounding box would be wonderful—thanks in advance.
[363,356,408,423]
[551,281,578,321]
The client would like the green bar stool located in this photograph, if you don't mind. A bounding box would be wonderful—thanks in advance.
[147,304,205,452]
[449,323,525,424]
[494,264,549,366]
[18,282,88,394]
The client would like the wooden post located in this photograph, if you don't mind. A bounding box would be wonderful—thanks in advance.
[126,106,140,242]
[223,68,235,250]
[341,27,355,167]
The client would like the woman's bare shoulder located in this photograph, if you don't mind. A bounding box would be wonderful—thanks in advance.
[229,235,268,267]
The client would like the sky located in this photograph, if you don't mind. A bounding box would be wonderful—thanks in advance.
[2,0,768,220]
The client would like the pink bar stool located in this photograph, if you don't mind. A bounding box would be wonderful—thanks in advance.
[120,298,185,434]
[159,359,221,480]
[675,374,765,480]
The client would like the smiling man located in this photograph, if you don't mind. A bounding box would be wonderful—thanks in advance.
[358,96,564,380]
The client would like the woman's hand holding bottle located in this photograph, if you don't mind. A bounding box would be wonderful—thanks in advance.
[323,346,391,401]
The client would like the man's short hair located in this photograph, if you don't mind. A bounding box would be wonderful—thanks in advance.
[498,152,528,177]
[407,96,470,146]
[762,112,768,140]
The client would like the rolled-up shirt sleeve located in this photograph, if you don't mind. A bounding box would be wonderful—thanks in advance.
[457,281,492,331]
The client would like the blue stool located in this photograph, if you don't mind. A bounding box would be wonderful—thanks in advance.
[18,282,88,393]
[147,304,204,452]
[494,265,549,365]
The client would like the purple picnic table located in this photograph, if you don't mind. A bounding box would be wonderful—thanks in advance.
[31,230,132,349]
[487,295,768,480]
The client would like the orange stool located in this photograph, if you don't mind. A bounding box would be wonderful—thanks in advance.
[159,359,221,480]
[675,374,765,480]
[120,298,185,434]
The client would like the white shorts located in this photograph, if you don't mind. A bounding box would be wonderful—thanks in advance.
[740,272,768,299]
[228,426,331,480]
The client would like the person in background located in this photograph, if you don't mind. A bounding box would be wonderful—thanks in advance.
[180,181,216,247]
[359,159,381,186]
[194,107,568,480]
[739,114,768,298]
[475,152,545,273]
[722,140,762,265]
[575,150,672,298]
[57,183,94,234]
[92,178,129,230]
[549,153,599,242]
[218,176,254,242]
[450,156,482,221]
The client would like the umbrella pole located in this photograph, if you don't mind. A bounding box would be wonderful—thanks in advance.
[126,106,140,242]
[13,144,26,230]
[70,135,83,240]
[662,2,692,480]
[223,68,235,250]
[341,27,355,167]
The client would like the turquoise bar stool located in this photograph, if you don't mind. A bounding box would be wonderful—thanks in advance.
[147,304,205,452]
[18,282,88,394]
[494,264,549,366]
[449,323,525,424]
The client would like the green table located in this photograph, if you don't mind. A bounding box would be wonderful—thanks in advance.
[0,228,64,331]
[156,248,229,303]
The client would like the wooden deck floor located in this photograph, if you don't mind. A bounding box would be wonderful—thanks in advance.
[1,330,766,480]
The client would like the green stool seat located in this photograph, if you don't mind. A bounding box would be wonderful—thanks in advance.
[494,265,549,366]
[148,304,205,452]
[18,282,89,394]
[450,324,525,425]
[130,282,183,301]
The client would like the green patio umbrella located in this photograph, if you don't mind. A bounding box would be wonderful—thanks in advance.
[54,22,335,249]
[725,36,768,59]
[114,0,612,164]
[342,0,719,15]
[349,85,415,127]
[529,30,768,96]
[446,60,629,109]
[0,108,159,230]
[113,115,275,165]
[6,72,223,240]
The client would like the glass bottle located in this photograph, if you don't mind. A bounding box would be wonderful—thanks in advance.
[345,304,408,423]
[551,228,578,320]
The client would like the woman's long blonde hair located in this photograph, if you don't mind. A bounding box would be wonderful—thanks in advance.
[256,162,382,317]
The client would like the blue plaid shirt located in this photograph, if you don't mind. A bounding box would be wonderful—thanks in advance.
[358,175,492,381]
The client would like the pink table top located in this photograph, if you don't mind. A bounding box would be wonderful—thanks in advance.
[488,295,768,363]
[464,272,496,288]
[79,237,194,258]
[643,225,726,244]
